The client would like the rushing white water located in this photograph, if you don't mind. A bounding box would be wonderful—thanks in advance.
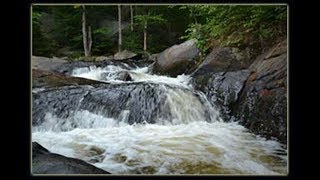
[32,111,287,174]
[71,65,192,89]
[33,62,287,175]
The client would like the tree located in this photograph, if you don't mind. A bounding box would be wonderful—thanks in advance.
[118,5,122,53]
[32,5,194,56]
[81,5,92,57]
[181,5,287,54]
[134,12,166,52]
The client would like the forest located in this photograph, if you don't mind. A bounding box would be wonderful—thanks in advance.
[32,5,287,58]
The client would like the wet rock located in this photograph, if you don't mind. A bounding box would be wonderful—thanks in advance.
[153,39,200,77]
[192,47,248,76]
[32,83,173,127]
[101,71,132,82]
[32,142,109,174]
[32,69,105,88]
[192,39,287,144]
[192,70,250,121]
[32,81,214,129]
[234,44,287,144]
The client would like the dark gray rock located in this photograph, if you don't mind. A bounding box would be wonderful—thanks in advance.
[192,47,249,76]
[153,39,200,77]
[32,82,200,129]
[192,70,250,121]
[101,71,132,82]
[234,49,287,144]
[192,39,287,144]
[32,142,109,174]
[32,69,105,89]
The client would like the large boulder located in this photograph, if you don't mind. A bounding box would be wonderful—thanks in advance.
[192,70,250,121]
[32,83,169,127]
[233,39,288,145]
[192,47,249,76]
[192,39,287,144]
[32,82,214,129]
[153,39,200,77]
[32,142,109,174]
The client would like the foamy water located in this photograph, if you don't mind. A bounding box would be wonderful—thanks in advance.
[32,111,287,174]
[71,65,192,89]
[33,62,287,175]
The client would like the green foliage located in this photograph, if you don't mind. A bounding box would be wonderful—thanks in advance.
[32,12,41,25]
[134,14,166,25]
[182,5,287,54]
[32,5,286,58]
[92,27,113,55]
[122,28,143,53]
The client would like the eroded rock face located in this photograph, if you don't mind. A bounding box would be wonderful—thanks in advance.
[234,40,287,144]
[32,83,175,127]
[192,39,287,144]
[153,39,200,77]
[192,70,250,121]
[32,142,109,174]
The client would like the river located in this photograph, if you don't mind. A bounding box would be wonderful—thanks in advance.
[32,62,287,174]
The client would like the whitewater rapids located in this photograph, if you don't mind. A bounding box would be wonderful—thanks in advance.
[32,64,287,175]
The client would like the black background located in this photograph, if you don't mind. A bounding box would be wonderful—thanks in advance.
[14,0,307,179]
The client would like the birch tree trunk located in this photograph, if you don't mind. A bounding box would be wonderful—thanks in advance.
[88,26,92,56]
[118,5,122,53]
[82,5,90,57]
[143,21,147,52]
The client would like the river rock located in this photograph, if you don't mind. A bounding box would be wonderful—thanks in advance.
[114,50,137,60]
[192,47,248,76]
[32,142,109,174]
[100,71,132,82]
[32,82,213,129]
[32,83,169,127]
[192,39,287,144]
[153,39,200,77]
[32,69,104,88]
[95,55,114,62]
[32,56,68,72]
[192,70,250,121]
[233,39,288,144]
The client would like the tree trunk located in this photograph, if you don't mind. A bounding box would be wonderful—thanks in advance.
[88,26,92,56]
[118,5,122,53]
[82,5,90,57]
[130,5,133,31]
[143,21,147,52]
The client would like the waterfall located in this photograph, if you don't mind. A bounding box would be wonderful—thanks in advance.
[32,62,287,175]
